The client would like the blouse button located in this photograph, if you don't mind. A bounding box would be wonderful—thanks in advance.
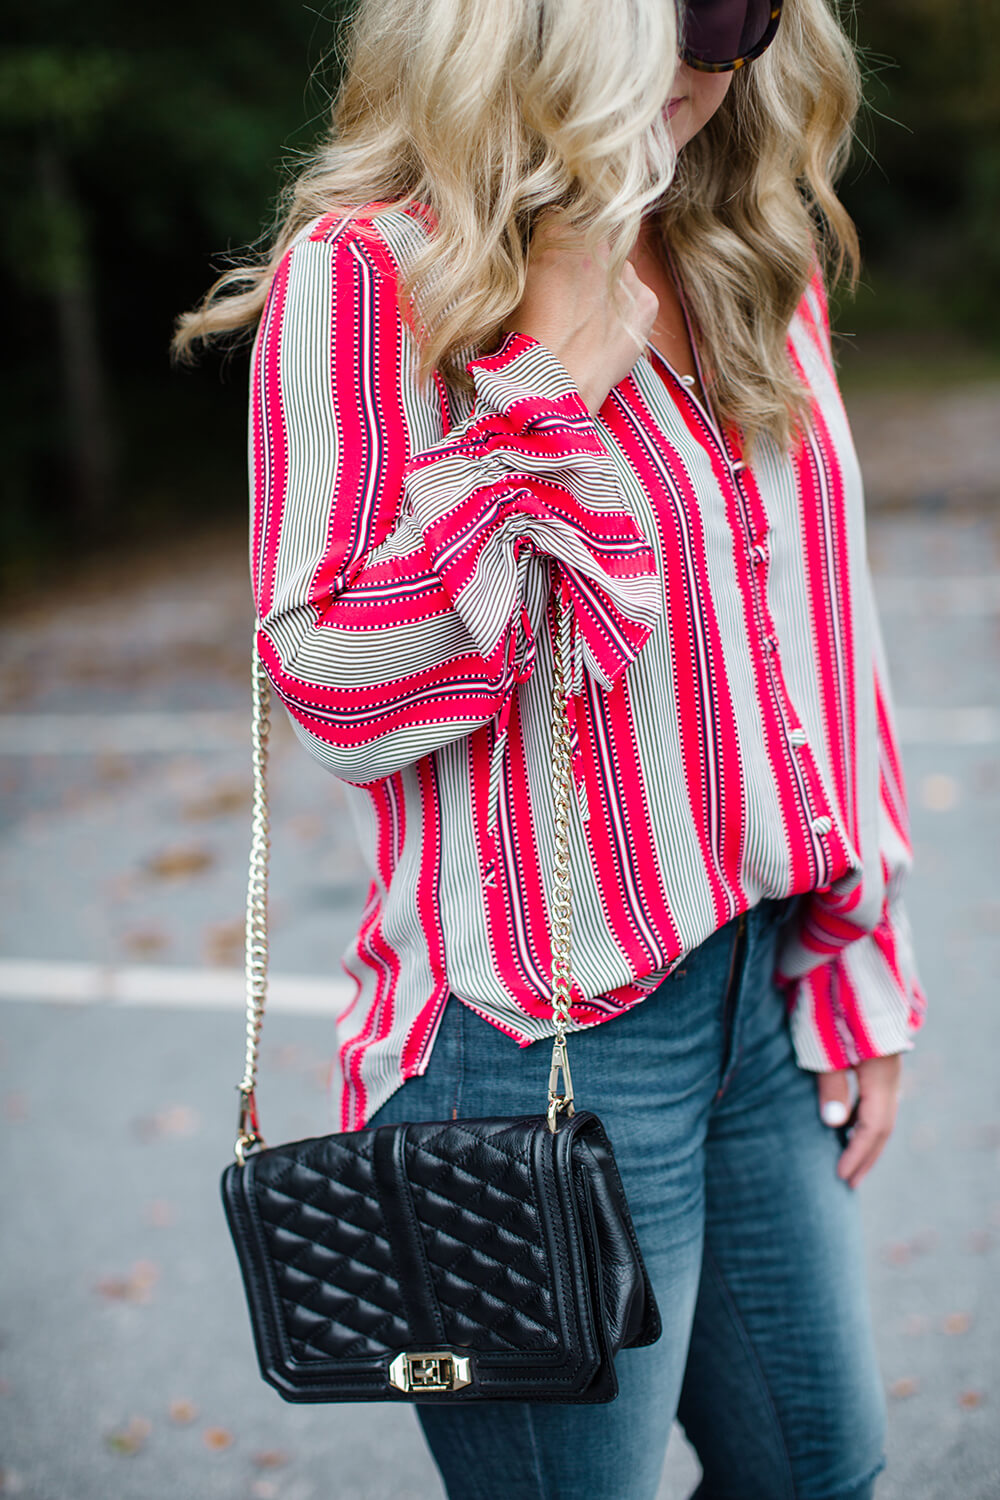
[788,728,808,746]
[731,459,748,473]
[811,815,833,836]
[751,543,767,566]
[679,373,697,386]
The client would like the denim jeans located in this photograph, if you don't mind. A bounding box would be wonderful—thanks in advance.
[367,895,888,1500]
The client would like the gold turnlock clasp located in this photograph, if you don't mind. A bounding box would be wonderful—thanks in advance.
[546,1033,575,1133]
[388,1352,472,1394]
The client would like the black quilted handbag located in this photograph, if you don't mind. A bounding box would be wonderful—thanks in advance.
[221,591,661,1404]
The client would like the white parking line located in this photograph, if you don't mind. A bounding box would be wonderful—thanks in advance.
[0,959,353,1013]
[0,712,246,754]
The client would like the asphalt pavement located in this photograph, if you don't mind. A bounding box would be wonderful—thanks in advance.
[1,383,999,1500]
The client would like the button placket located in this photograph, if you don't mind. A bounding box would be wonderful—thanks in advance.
[708,435,851,885]
[737,517,842,875]
[649,341,844,883]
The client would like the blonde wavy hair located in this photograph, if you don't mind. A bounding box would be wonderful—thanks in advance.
[172,0,862,460]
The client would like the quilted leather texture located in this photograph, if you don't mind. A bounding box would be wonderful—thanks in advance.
[250,1132,409,1362]
[221,1110,661,1404]
[248,1120,559,1362]
[403,1123,560,1353]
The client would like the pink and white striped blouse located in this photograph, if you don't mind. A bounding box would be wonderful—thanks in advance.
[250,199,926,1130]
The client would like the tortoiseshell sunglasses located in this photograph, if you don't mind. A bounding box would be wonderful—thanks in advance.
[678,0,783,72]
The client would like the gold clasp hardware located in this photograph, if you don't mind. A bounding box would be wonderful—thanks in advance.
[388,1352,472,1394]
[546,1033,575,1133]
[233,1086,265,1164]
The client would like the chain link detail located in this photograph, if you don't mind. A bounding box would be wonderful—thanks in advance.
[233,592,579,1159]
[547,589,576,1131]
[234,642,271,1163]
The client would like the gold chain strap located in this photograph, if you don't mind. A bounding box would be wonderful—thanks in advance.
[232,590,577,1161]
[233,646,271,1163]
[546,588,576,1132]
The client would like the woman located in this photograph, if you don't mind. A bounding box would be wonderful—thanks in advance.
[175,0,926,1494]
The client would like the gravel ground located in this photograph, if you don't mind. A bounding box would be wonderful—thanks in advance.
[1,381,998,1499]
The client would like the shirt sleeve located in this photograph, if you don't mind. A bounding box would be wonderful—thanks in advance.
[785,570,928,1070]
[250,224,662,785]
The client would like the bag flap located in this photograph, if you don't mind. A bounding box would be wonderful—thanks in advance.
[221,1113,607,1400]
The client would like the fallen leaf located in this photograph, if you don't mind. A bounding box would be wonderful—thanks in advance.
[168,1399,198,1424]
[144,1199,175,1228]
[882,1242,911,1266]
[105,872,139,904]
[251,1450,290,1469]
[203,920,245,966]
[888,1377,919,1400]
[267,1044,301,1071]
[182,782,248,821]
[97,755,133,785]
[121,928,168,958]
[132,1104,201,1142]
[145,845,215,880]
[157,1105,199,1135]
[971,899,1000,933]
[61,787,93,812]
[203,1427,234,1450]
[943,1312,971,1335]
[288,813,323,842]
[95,1260,159,1303]
[958,1389,984,1409]
[919,773,959,811]
[105,1416,152,1455]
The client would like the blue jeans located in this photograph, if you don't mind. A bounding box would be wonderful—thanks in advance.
[368,895,888,1499]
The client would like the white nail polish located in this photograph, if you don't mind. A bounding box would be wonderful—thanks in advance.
[822,1100,849,1127]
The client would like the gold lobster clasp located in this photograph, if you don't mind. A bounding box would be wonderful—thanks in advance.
[234,1085,265,1164]
[546,1034,575,1133]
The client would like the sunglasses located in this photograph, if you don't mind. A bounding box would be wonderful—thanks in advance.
[677,0,783,72]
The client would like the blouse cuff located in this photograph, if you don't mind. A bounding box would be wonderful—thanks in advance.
[782,892,927,1071]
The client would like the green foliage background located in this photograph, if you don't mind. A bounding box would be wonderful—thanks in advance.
[1,0,997,584]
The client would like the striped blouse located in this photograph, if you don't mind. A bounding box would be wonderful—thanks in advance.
[250,199,926,1130]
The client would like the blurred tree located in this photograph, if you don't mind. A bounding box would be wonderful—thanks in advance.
[0,0,996,581]
[836,0,1000,339]
[0,47,123,526]
[0,0,350,581]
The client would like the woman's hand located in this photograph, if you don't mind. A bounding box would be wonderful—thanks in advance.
[816,1054,903,1190]
[500,209,659,417]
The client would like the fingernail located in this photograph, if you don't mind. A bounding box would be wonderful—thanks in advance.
[822,1100,849,1127]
